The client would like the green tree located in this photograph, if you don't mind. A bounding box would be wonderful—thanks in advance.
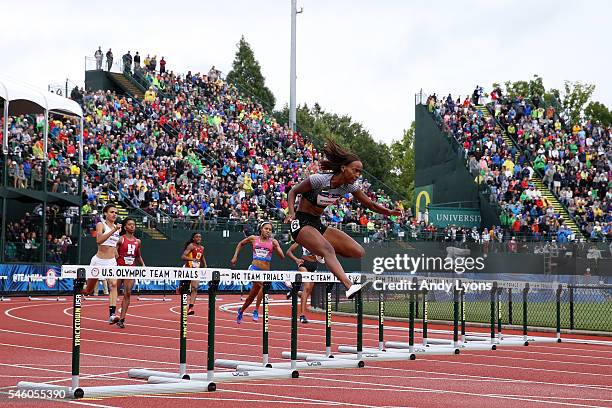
[274,103,411,202]
[585,101,612,127]
[226,36,276,111]
[500,75,545,102]
[561,81,595,125]
[388,122,416,204]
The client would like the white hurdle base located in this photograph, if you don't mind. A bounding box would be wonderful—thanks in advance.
[385,341,461,355]
[28,297,65,301]
[523,335,561,344]
[334,346,417,361]
[216,358,363,370]
[137,297,171,302]
[494,338,529,347]
[17,380,215,399]
[425,338,453,345]
[129,367,298,382]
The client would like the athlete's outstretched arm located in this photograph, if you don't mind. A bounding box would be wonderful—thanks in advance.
[230,236,255,266]
[352,190,403,217]
[286,178,313,221]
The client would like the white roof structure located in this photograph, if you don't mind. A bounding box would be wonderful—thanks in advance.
[0,75,83,117]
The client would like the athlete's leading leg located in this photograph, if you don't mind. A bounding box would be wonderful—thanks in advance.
[188,280,198,315]
[237,282,262,323]
[300,282,314,323]
[117,280,134,328]
[296,226,352,289]
[108,279,119,324]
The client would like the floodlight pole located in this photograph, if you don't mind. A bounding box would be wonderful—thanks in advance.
[289,0,302,131]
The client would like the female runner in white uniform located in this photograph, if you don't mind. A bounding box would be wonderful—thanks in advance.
[82,204,122,324]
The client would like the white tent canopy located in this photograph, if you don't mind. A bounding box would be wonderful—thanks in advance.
[1,75,83,164]
[0,75,83,117]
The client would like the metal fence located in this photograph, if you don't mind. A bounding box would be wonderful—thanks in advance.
[312,280,612,332]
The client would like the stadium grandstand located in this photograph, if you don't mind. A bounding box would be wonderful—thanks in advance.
[3,57,611,264]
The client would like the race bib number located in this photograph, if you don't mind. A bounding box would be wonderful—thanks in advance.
[123,256,135,266]
[191,261,200,268]
[290,219,300,232]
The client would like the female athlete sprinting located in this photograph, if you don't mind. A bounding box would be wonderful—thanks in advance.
[82,204,122,324]
[286,242,321,323]
[114,217,145,329]
[180,232,207,316]
[285,139,402,299]
[231,221,284,323]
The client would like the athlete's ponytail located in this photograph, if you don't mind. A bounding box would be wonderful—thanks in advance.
[320,138,360,173]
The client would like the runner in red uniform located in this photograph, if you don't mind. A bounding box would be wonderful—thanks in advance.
[115,218,145,328]
[181,233,207,316]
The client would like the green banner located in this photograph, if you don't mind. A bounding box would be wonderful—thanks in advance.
[428,207,482,228]
[414,185,433,216]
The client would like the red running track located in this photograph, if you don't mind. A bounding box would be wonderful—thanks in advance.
[0,295,611,408]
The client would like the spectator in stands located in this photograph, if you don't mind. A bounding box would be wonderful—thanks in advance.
[159,57,166,74]
[122,51,132,74]
[105,49,113,71]
[134,51,141,70]
[95,47,103,70]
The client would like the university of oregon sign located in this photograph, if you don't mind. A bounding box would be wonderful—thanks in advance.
[428,207,482,228]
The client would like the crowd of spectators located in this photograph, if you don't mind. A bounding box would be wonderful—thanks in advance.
[491,95,612,241]
[4,209,74,263]
[427,91,582,242]
[77,58,407,235]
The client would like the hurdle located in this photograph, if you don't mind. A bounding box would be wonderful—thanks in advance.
[386,278,461,354]
[0,276,9,301]
[17,266,216,399]
[129,269,297,383]
[492,282,562,345]
[219,272,364,371]
[136,279,171,302]
[27,276,66,302]
[287,280,416,363]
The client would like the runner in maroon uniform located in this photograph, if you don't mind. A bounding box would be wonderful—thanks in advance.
[115,218,145,328]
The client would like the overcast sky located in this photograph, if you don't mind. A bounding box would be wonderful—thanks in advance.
[2,0,611,145]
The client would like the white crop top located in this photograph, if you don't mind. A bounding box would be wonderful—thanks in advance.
[100,222,120,247]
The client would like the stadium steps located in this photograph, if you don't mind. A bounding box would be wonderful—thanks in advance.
[475,106,582,238]
[97,192,167,240]
[108,72,144,99]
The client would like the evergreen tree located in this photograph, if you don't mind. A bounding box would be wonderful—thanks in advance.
[227,36,276,111]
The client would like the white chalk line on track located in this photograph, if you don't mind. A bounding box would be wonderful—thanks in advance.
[138,388,413,408]
[219,380,612,400]
[2,298,608,406]
[298,375,611,408]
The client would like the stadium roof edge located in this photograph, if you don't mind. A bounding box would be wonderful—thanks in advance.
[0,75,83,117]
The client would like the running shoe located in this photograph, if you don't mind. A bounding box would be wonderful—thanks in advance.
[108,314,120,324]
[187,306,195,316]
[286,291,292,299]
[252,309,259,322]
[236,310,243,324]
[300,315,309,324]
[346,284,365,300]
[116,320,125,329]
